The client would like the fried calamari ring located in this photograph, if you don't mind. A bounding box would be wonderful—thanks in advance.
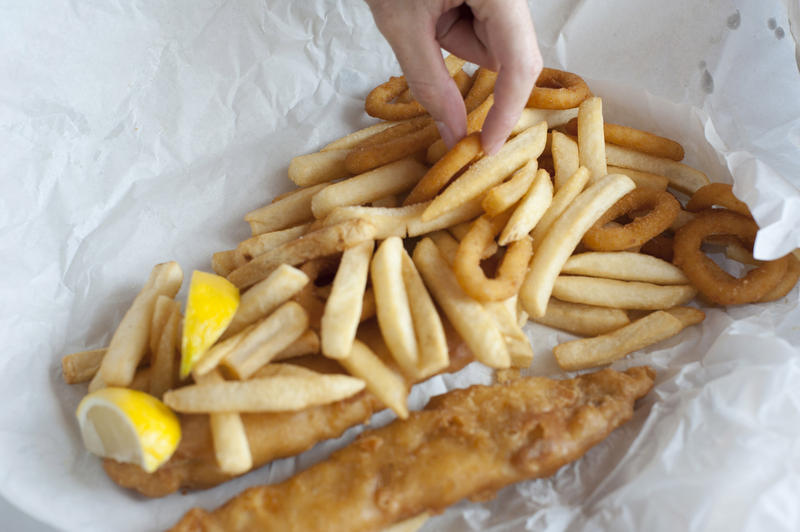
[686,183,752,217]
[565,118,685,161]
[404,133,483,206]
[582,189,681,251]
[453,214,533,302]
[527,68,591,110]
[673,210,789,305]
[365,56,467,120]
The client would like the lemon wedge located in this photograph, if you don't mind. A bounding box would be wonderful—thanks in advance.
[181,270,240,378]
[76,387,181,473]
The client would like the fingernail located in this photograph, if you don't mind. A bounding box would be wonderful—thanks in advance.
[435,121,457,149]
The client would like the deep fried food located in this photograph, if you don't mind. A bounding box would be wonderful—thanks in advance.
[527,67,591,109]
[673,210,789,305]
[170,367,655,532]
[685,182,752,217]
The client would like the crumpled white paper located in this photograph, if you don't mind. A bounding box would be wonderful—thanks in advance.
[1,1,798,531]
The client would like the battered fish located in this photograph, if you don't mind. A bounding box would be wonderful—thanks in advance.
[170,366,655,532]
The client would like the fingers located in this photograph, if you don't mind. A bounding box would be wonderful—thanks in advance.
[367,0,467,148]
[468,0,542,154]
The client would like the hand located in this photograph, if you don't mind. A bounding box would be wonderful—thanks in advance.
[365,0,542,154]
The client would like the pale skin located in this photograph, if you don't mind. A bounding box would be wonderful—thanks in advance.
[365,0,542,154]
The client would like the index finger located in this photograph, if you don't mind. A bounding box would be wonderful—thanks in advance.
[476,3,541,154]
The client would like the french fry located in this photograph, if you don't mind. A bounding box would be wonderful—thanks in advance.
[482,158,538,216]
[565,118,685,161]
[382,513,431,532]
[235,223,312,263]
[551,130,580,190]
[321,121,398,151]
[272,329,320,361]
[338,340,409,419]
[221,301,310,379]
[196,370,253,475]
[288,149,350,187]
[323,203,423,239]
[531,298,631,336]
[428,230,461,265]
[520,174,636,318]
[321,240,374,359]
[484,300,534,368]
[413,238,510,369]
[227,218,376,289]
[193,322,256,377]
[371,237,418,375]
[371,194,399,208]
[552,276,697,310]
[406,196,485,237]
[245,184,326,236]
[607,165,669,191]
[252,363,325,379]
[422,122,547,221]
[498,167,553,245]
[211,249,238,276]
[562,252,690,285]
[223,263,309,339]
[604,143,709,195]
[665,306,706,327]
[553,309,695,371]
[61,348,106,384]
[577,97,607,184]
[163,373,366,413]
[529,166,591,252]
[400,249,449,379]
[311,158,427,218]
[448,221,497,259]
[405,133,483,206]
[149,300,181,398]
[98,261,183,387]
[149,294,175,356]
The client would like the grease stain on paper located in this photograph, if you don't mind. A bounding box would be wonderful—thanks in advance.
[775,27,785,39]
[768,18,777,30]
[701,69,714,94]
[768,17,786,39]
[726,11,741,30]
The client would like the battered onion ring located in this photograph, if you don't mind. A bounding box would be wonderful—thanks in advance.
[453,214,533,302]
[527,68,591,110]
[404,133,483,206]
[759,253,800,302]
[686,183,752,217]
[582,189,681,251]
[673,210,789,305]
[565,118,685,161]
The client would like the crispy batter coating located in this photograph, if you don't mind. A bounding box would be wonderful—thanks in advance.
[170,367,655,532]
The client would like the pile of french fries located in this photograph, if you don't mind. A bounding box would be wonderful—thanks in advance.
[63,60,794,491]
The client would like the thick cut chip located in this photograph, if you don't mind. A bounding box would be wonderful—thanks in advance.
[531,298,631,336]
[552,276,696,310]
[562,252,690,285]
[338,340,409,419]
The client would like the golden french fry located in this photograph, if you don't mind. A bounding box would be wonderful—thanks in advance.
[482,158,538,216]
[551,130,580,190]
[193,322,255,377]
[223,263,309,339]
[529,166,591,252]
[371,237,418,375]
[322,121,399,151]
[321,240,374,359]
[211,249,238,277]
[311,158,427,219]
[448,221,498,259]
[605,143,709,195]
[498,167,553,245]
[400,249,449,378]
[163,373,366,413]
[413,238,510,368]
[552,276,697,310]
[221,301,310,379]
[128,367,152,393]
[483,300,534,368]
[227,218,376,289]
[382,513,431,532]
[98,261,183,387]
[664,306,706,327]
[577,97,608,184]
[428,230,461,265]
[235,223,312,263]
[562,252,689,285]
[531,298,630,336]
[553,309,696,371]
[339,340,409,419]
[422,122,548,221]
[288,149,350,187]
[252,363,324,379]
[406,196,485,237]
[324,203,423,239]
[195,370,253,475]
[149,300,181,398]
[61,348,106,384]
[244,183,326,236]
[272,329,320,361]
[520,174,636,318]
[149,294,175,356]
[371,194,399,208]
[607,165,669,191]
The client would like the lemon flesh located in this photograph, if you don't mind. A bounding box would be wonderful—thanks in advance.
[76,387,181,473]
[181,270,240,378]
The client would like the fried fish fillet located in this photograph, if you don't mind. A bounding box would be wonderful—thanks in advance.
[170,366,655,532]
[103,323,473,497]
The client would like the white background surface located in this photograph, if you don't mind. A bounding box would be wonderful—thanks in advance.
[2,1,799,531]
